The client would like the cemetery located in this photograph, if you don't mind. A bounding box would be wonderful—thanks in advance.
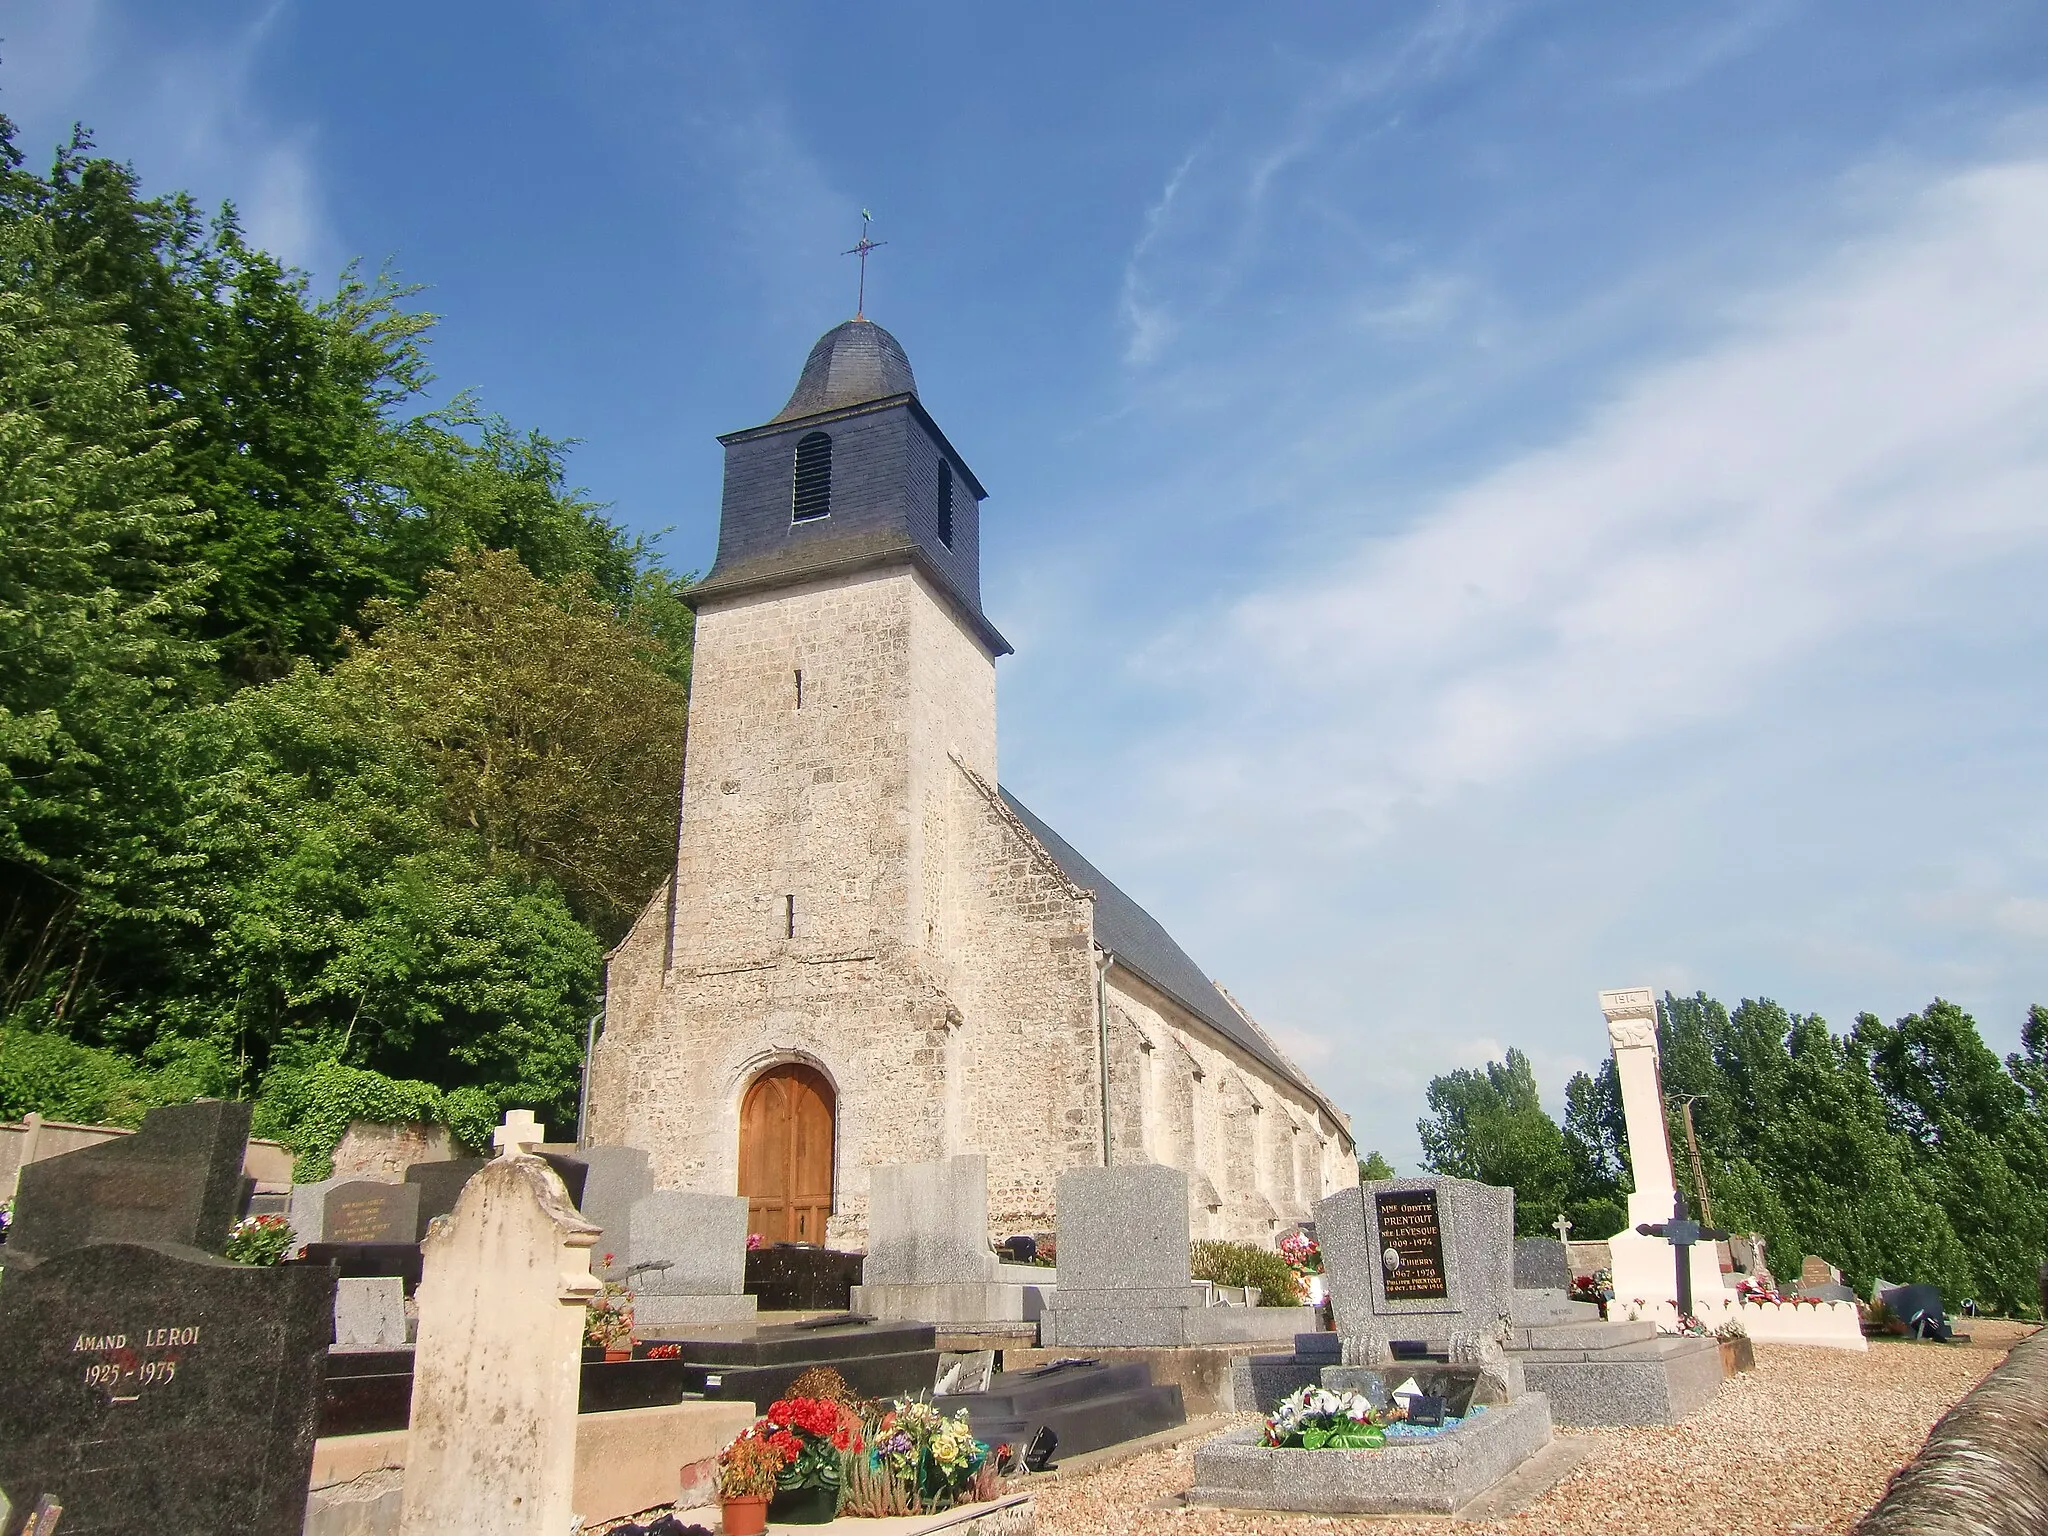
[7,39,2048,1535]
[2,1003,2044,1535]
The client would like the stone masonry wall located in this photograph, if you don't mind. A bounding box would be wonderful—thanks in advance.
[592,561,1354,1249]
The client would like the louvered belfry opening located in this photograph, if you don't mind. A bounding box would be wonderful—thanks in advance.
[791,430,833,522]
[936,466,954,548]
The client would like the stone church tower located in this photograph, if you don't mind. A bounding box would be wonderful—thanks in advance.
[589,318,1354,1246]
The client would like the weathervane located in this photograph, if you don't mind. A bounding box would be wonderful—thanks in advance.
[842,209,887,319]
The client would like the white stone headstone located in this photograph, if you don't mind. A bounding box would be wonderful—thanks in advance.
[491,1109,545,1158]
[397,1153,599,1536]
[334,1276,408,1347]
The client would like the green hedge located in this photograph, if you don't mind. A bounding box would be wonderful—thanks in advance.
[1192,1239,1302,1306]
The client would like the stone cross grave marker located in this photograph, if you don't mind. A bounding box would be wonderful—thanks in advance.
[1637,1190,1728,1320]
[320,1181,422,1245]
[397,1151,600,1536]
[492,1109,544,1157]
[0,1240,334,1535]
[1553,1214,1572,1246]
[5,1100,251,1269]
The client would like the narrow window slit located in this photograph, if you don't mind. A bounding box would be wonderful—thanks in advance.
[794,668,803,708]
[785,894,796,939]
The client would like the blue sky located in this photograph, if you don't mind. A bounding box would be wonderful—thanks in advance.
[13,2,2048,1168]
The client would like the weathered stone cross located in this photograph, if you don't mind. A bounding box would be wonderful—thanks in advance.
[493,1109,545,1159]
[1553,1213,1573,1247]
[1636,1189,1728,1319]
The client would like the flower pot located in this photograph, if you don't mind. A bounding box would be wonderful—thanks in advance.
[1717,1336,1755,1374]
[770,1483,838,1524]
[721,1494,770,1535]
[603,1346,631,1362]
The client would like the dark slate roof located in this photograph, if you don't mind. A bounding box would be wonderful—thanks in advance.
[998,788,1342,1127]
[772,319,917,424]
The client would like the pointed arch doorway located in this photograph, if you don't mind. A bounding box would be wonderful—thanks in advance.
[739,1063,836,1243]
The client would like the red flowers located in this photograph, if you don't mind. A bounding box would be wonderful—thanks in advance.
[762,1395,864,1460]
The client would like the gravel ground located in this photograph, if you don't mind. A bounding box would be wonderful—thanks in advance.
[1030,1336,2027,1536]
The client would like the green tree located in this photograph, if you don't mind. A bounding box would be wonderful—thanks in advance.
[336,549,689,938]
[1358,1150,1395,1182]
[1417,1048,1573,1235]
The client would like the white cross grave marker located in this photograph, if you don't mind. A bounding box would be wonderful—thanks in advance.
[1554,1213,1573,1246]
[493,1108,545,1159]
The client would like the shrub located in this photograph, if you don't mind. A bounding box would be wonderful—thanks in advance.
[250,1059,485,1180]
[1192,1239,1301,1305]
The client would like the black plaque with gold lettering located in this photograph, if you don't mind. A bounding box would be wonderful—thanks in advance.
[0,1241,332,1536]
[1374,1189,1450,1302]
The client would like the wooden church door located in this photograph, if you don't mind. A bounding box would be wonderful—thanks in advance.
[738,1063,835,1243]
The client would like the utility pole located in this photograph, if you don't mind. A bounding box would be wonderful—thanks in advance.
[1670,1095,1715,1228]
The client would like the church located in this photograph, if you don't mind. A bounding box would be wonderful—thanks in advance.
[588,316,1356,1247]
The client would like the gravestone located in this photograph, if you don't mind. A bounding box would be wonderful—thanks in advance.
[1316,1177,1514,1370]
[1512,1237,1572,1293]
[398,1151,601,1536]
[320,1181,421,1245]
[626,1190,756,1326]
[850,1155,1058,1323]
[1040,1164,1306,1347]
[334,1276,408,1348]
[574,1145,655,1282]
[5,1101,251,1269]
[405,1153,588,1241]
[1801,1255,1841,1288]
[863,1156,1001,1284]
[0,1240,333,1535]
[285,1177,343,1255]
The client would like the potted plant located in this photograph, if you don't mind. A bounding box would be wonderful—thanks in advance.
[584,1274,634,1362]
[225,1214,297,1266]
[760,1394,863,1523]
[717,1428,785,1536]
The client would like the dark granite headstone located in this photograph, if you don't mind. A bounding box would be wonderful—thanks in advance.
[0,1240,333,1536]
[319,1182,420,1245]
[743,1243,864,1310]
[403,1154,587,1240]
[6,1101,251,1270]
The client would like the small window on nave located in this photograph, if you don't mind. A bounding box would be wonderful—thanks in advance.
[792,432,832,522]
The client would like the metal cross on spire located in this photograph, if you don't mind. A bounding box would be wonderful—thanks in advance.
[843,209,888,319]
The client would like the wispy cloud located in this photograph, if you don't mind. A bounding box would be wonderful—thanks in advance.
[5,1,335,274]
[1149,155,2048,845]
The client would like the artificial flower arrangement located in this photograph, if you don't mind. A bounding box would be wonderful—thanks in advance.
[863,1399,994,1511]
[1278,1230,1322,1276]
[1261,1385,1387,1450]
[1661,1312,1709,1338]
[760,1393,865,1506]
[225,1214,296,1266]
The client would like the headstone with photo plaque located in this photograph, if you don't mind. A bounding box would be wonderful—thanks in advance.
[0,1239,333,1536]
[1315,1177,1514,1378]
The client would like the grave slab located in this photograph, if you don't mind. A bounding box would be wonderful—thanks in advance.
[626,1189,751,1301]
[0,1239,334,1536]
[1190,1397,1554,1515]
